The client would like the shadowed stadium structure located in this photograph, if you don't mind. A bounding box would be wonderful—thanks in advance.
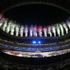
[0,0,70,70]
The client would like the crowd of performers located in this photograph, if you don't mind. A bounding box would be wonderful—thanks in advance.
[0,14,70,37]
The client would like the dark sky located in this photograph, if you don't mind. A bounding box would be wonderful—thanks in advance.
[4,4,70,26]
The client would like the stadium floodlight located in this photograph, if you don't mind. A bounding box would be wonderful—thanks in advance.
[32,41,36,44]
[38,41,41,44]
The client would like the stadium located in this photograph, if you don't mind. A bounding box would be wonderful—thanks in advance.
[0,0,70,70]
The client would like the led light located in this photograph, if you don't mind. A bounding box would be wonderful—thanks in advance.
[32,41,36,44]
[38,41,41,44]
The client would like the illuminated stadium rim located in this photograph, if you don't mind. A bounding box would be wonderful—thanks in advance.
[0,1,70,39]
[0,17,70,39]
[0,2,70,39]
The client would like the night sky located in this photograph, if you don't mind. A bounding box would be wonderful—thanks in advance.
[4,4,70,26]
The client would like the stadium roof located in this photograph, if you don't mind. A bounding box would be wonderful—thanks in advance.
[0,0,70,13]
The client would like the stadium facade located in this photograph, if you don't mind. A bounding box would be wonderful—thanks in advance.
[0,0,70,70]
